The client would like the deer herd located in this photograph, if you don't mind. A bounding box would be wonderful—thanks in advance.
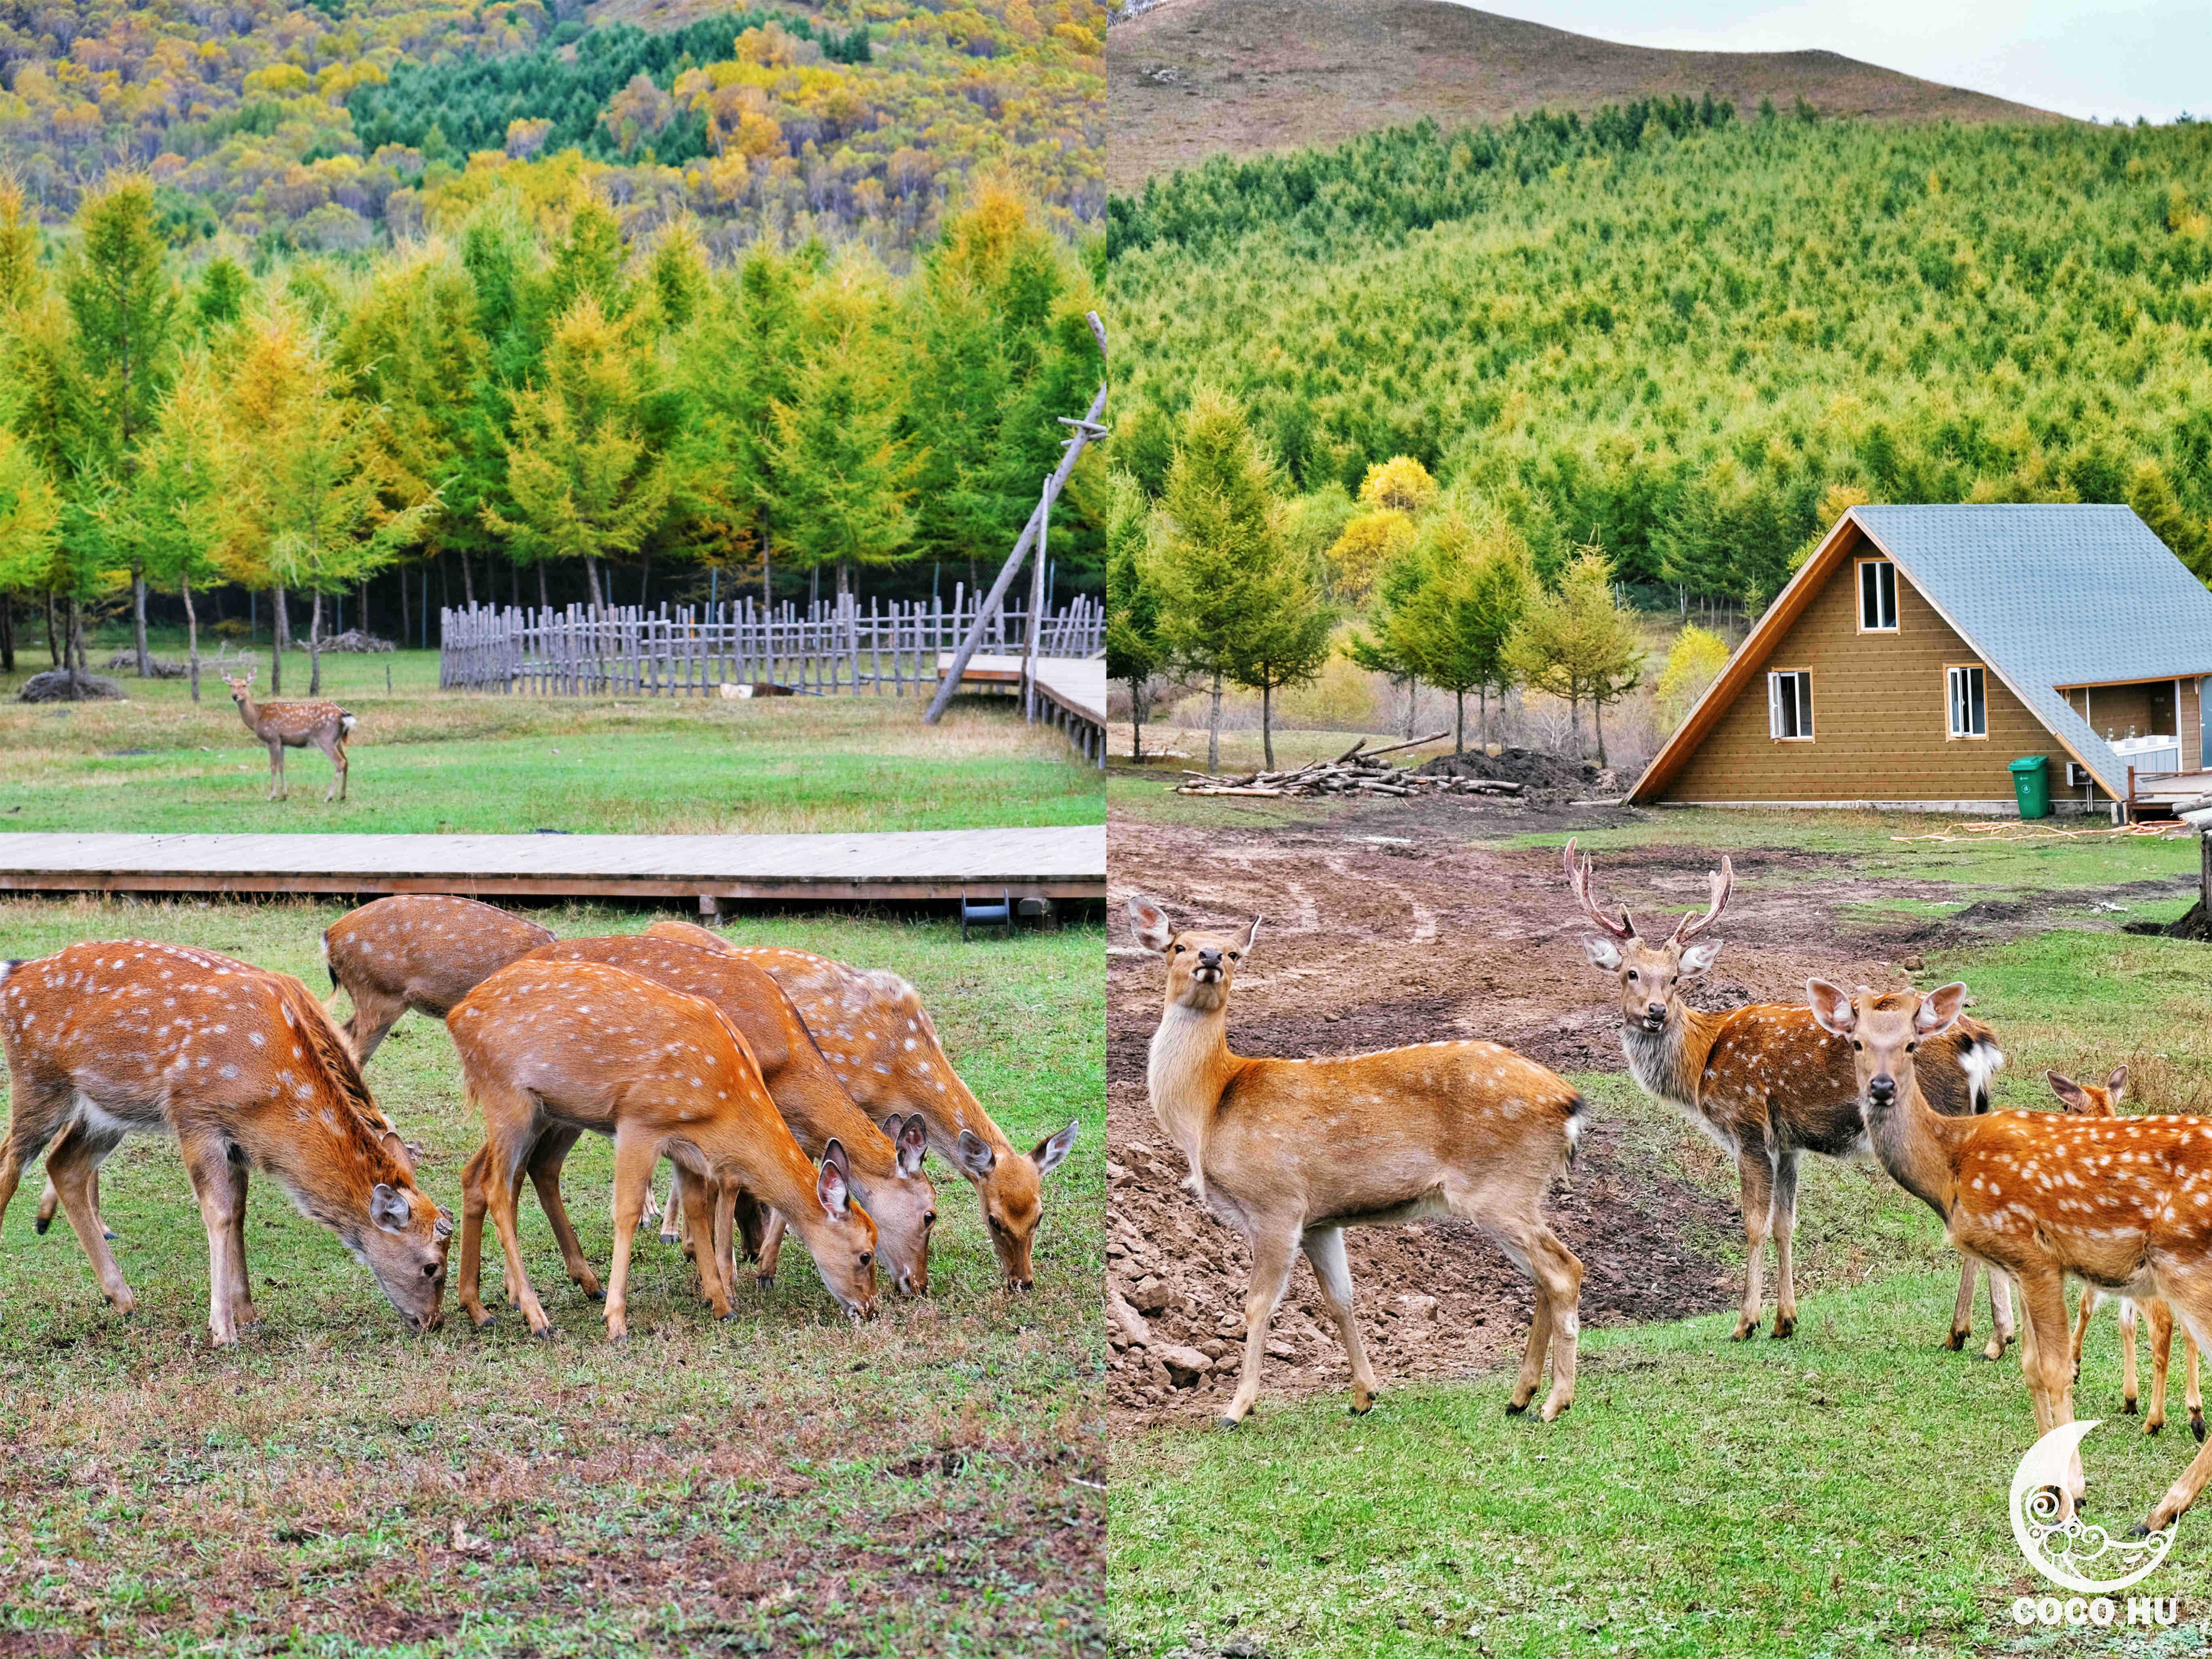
[1129,837,2212,1539]
[0,895,1079,1350]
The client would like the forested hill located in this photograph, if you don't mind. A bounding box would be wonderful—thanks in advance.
[0,0,1103,253]
[1104,111,2212,607]
[1106,0,2059,195]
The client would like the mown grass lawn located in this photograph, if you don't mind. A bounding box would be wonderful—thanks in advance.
[1109,923,2212,1659]
[0,896,1106,1656]
[1,645,1102,835]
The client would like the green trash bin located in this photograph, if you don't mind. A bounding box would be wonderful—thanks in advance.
[2008,755,2051,820]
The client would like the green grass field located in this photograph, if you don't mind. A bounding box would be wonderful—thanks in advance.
[0,896,1105,1655]
[3,643,1103,835]
[1108,913,2212,1659]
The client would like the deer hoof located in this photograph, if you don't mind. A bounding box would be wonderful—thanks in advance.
[469,1312,495,1331]
[1770,1317,1795,1340]
[2193,1414,2207,1444]
[102,1228,116,1242]
[1945,1329,1967,1352]
[2125,1397,2140,1414]
[2128,1522,2155,1540]
[2147,1421,2164,1437]
[529,1323,554,1341]
[584,1288,605,1302]
[1730,1323,1758,1342]
[1504,1398,1529,1416]
[32,1214,49,1236]
[1541,1400,1570,1422]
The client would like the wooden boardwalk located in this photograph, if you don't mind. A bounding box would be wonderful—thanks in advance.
[0,827,1106,909]
[938,654,1107,766]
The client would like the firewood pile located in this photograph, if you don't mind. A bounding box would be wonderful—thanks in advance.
[1174,733,1525,799]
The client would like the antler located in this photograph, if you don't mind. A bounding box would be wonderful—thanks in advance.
[1562,838,1636,942]
[1671,855,1734,945]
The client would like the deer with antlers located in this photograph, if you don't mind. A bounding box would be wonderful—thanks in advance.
[222,669,356,802]
[2048,1066,2206,1442]
[321,895,556,1063]
[1127,895,1585,1426]
[447,958,878,1338]
[1566,840,2009,1348]
[1809,979,2212,1532]
[645,920,1079,1290]
[0,943,450,1342]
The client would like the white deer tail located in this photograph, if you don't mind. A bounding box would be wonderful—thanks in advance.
[339,712,358,734]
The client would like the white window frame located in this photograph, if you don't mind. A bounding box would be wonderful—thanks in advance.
[1768,670,1814,741]
[1857,558,1898,632]
[1947,663,1988,739]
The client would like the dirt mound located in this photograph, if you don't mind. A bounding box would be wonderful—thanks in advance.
[2126,897,2212,941]
[1414,746,1605,800]
[18,670,124,703]
[323,628,395,653]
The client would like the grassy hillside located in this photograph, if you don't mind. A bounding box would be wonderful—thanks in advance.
[0,0,1103,252]
[1104,111,2212,607]
[1104,0,2059,195]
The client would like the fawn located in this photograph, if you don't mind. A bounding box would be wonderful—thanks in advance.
[1567,840,2011,1350]
[1809,979,2212,1532]
[2049,1065,2206,1441]
[223,668,356,801]
[646,919,1078,1289]
[447,958,878,1338]
[0,943,450,1342]
[1128,895,1585,1425]
[321,894,556,1062]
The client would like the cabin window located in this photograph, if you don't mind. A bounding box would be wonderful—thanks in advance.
[1768,671,1814,740]
[1858,559,1898,631]
[1948,664,1987,738]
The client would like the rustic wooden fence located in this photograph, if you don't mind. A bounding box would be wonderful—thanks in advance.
[439,590,1104,697]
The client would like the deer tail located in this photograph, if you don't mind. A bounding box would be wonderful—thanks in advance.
[340,711,357,734]
[1560,1092,1586,1174]
[1958,1028,2005,1114]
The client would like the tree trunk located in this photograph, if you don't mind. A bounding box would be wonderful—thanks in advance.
[63,594,83,687]
[761,523,773,609]
[538,560,550,611]
[808,562,820,612]
[399,558,411,646]
[0,588,13,674]
[1568,690,1581,758]
[1130,676,1145,763]
[1400,674,1416,740]
[460,548,476,608]
[45,589,58,667]
[584,554,605,612]
[639,546,652,608]
[1594,696,1608,768]
[1455,688,1465,755]
[271,586,288,693]
[1207,668,1223,772]
[132,569,150,676]
[182,580,200,703]
[1261,679,1275,769]
[309,590,324,695]
[836,555,852,603]
[1478,683,1488,751]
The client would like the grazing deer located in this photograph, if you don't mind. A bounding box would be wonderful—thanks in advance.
[518,935,937,1295]
[322,895,556,1062]
[1566,840,2011,1349]
[447,959,878,1338]
[1809,978,2212,1532]
[0,942,450,1342]
[2049,1066,2206,1441]
[222,668,356,802]
[645,919,1079,1289]
[1127,895,1585,1425]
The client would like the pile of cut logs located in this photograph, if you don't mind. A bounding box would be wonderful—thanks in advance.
[1173,733,1525,799]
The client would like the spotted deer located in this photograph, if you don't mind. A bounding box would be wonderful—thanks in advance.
[447,958,878,1338]
[517,935,937,1295]
[223,668,356,802]
[1566,841,2010,1348]
[645,919,1078,1289]
[0,942,451,1342]
[321,894,556,1062]
[1127,895,1585,1426]
[2049,1066,2206,1441]
[1808,979,2212,1532]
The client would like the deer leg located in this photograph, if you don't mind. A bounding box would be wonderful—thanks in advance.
[753,1206,787,1285]
[340,986,409,1065]
[710,1181,738,1301]
[45,1122,134,1314]
[2145,1306,2212,1530]
[2189,1336,2206,1442]
[482,1132,554,1337]
[34,1124,115,1241]
[1986,1266,2015,1361]
[524,1126,602,1301]
[1769,1151,1799,1339]
[1483,1210,1584,1421]
[602,1132,660,1343]
[682,1166,731,1319]
[267,739,284,801]
[2070,1284,2101,1384]
[222,1154,260,1333]
[180,1135,247,1346]
[1222,1226,1300,1427]
[2121,1298,2142,1414]
[656,1166,681,1245]
[2146,1299,2174,1434]
[2017,1270,2085,1509]
[1301,1226,1379,1417]
[1950,1256,1978,1352]
[323,736,346,804]
[455,1144,495,1329]
[1731,1143,1775,1341]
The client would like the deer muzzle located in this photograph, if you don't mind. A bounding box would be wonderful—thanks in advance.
[1868,1075,1897,1107]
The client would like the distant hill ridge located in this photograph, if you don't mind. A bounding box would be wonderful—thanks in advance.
[1106,0,2062,193]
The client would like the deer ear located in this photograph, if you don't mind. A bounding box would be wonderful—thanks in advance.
[2108,1064,2130,1100]
[822,1136,852,1179]
[1917,982,1969,1035]
[816,1155,851,1219]
[955,1129,997,1178]
[1679,938,1723,975]
[2048,1070,2089,1113]
[379,1130,415,1176]
[1236,915,1261,956]
[369,1182,412,1233]
[1032,1119,1079,1178]
[1806,978,1856,1037]
[1127,896,1174,953]
[895,1113,928,1175]
[1582,934,1624,972]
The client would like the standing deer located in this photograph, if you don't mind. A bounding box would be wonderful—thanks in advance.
[322,895,556,1062]
[517,935,937,1296]
[1808,979,2212,1533]
[447,959,878,1338]
[223,668,356,801]
[645,920,1079,1289]
[2049,1066,2206,1441]
[1127,895,1585,1426]
[1566,840,2011,1348]
[0,943,451,1342]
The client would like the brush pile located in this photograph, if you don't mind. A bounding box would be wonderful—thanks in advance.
[1174,734,1525,799]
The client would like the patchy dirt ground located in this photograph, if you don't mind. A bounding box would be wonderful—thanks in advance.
[1103,798,2199,1424]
